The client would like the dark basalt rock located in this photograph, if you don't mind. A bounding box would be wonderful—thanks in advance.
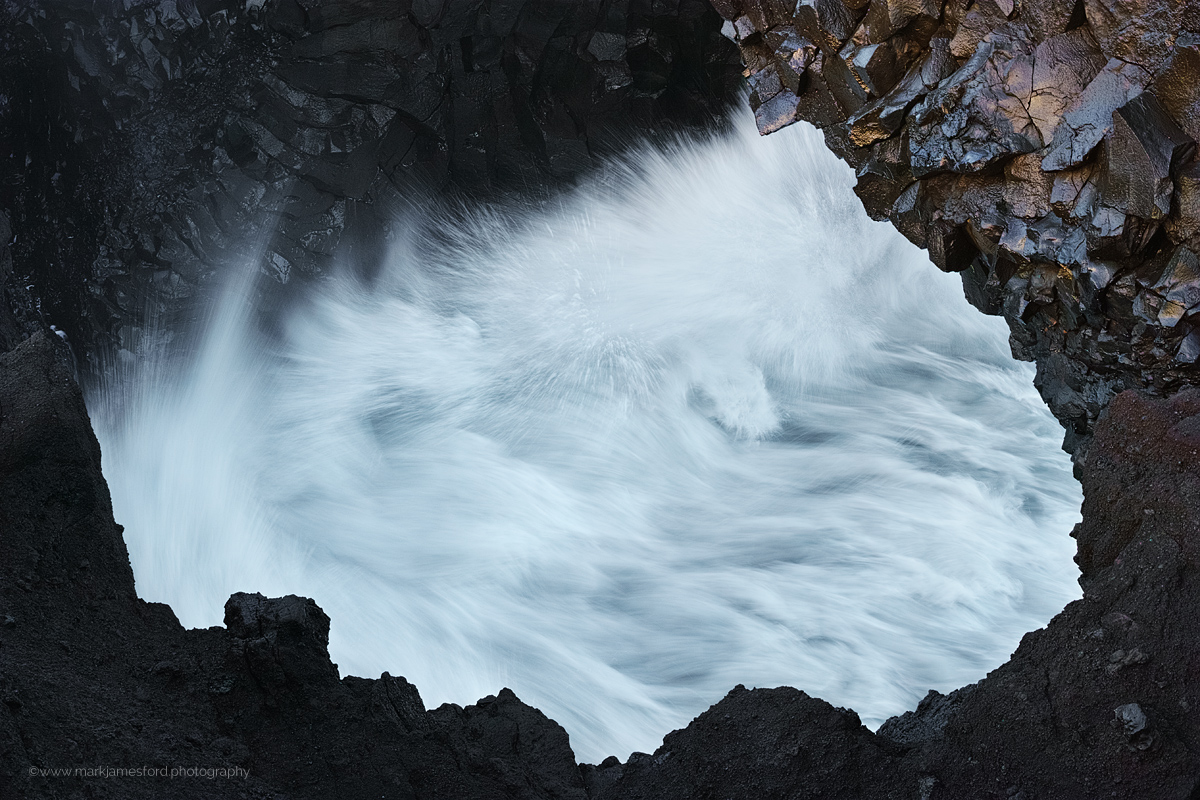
[0,212,27,354]
[585,686,905,800]
[0,0,743,367]
[713,0,1200,460]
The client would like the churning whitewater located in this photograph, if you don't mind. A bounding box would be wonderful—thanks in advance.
[92,115,1082,764]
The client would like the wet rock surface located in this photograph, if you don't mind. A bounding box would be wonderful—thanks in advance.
[714,0,1200,458]
[0,0,742,365]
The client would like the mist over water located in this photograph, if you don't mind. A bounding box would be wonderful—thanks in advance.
[92,115,1082,763]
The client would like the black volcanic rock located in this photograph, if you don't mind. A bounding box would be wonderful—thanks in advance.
[0,208,31,355]
[586,685,906,800]
[712,0,1200,459]
[0,0,742,365]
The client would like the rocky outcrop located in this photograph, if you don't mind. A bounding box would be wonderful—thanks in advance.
[712,0,1200,458]
[0,212,25,354]
[0,0,742,364]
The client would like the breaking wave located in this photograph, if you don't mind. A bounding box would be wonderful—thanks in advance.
[92,113,1081,763]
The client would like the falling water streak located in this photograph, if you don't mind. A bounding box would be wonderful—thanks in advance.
[91,114,1082,764]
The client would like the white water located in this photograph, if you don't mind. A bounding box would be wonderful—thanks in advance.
[91,115,1082,763]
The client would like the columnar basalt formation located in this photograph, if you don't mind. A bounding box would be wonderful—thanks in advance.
[0,0,742,363]
[710,0,1200,458]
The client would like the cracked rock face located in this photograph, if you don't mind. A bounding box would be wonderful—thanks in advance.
[0,0,742,366]
[713,0,1200,456]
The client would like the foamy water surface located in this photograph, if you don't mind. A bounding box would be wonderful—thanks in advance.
[92,115,1082,763]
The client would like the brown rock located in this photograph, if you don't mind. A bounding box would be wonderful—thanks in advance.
[861,0,939,44]
[822,43,872,114]
[1099,93,1195,221]
[1151,246,1200,329]
[948,0,1010,59]
[927,220,979,273]
[755,88,803,134]
[795,0,861,53]
[908,27,1041,176]
[1050,162,1101,219]
[840,38,903,99]
[846,36,955,146]
[1167,161,1200,245]
[1003,152,1055,219]
[1026,28,1107,146]
[1021,0,1083,41]
[1152,35,1200,143]
[854,134,914,218]
[1084,0,1183,69]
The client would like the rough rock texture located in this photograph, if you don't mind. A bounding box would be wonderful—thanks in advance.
[0,0,742,365]
[0,211,24,354]
[582,686,906,799]
[712,0,1200,458]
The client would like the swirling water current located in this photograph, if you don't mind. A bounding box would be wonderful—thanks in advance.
[91,115,1082,763]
